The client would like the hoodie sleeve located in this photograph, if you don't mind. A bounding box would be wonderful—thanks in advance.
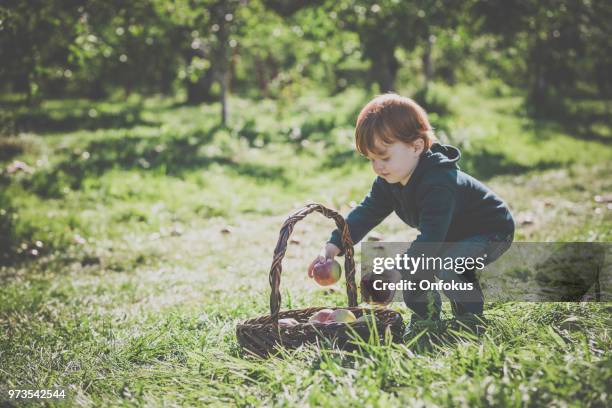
[328,177,393,255]
[403,184,456,262]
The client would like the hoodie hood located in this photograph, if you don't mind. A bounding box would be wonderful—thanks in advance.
[422,143,461,169]
[388,142,461,191]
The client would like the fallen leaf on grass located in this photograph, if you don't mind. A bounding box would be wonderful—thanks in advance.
[6,160,34,174]
[559,315,582,331]
[517,213,535,226]
[170,224,184,236]
[74,234,87,245]
[594,194,612,203]
[367,232,384,241]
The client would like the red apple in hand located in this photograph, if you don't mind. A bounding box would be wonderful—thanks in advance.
[308,258,342,286]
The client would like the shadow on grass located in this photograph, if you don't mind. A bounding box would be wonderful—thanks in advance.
[319,148,361,170]
[517,97,612,144]
[460,148,566,180]
[22,127,289,198]
[0,138,24,162]
[548,116,610,145]
[12,104,158,134]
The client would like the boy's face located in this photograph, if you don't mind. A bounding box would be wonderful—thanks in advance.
[367,138,423,186]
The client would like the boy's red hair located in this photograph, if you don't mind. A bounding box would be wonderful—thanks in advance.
[355,93,437,156]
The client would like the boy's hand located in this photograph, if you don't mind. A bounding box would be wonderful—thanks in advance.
[308,243,341,278]
[324,242,341,259]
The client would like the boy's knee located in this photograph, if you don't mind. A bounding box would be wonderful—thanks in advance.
[436,267,477,283]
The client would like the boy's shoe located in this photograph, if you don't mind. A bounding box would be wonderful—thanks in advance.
[402,316,446,345]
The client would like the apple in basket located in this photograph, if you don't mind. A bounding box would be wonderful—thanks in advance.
[308,258,342,286]
[328,309,357,323]
[277,318,299,328]
[355,314,378,325]
[308,308,334,324]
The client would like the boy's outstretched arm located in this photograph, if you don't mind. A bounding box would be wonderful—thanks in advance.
[327,177,394,256]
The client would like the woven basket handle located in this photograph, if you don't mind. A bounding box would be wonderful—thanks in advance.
[269,203,357,323]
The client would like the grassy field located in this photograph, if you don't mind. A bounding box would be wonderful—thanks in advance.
[1,83,611,406]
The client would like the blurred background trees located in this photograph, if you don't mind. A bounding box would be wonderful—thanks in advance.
[472,0,612,117]
[1,0,610,120]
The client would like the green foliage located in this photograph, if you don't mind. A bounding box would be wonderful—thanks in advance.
[2,0,610,123]
[0,137,23,160]
[471,0,612,117]
[0,0,83,101]
[413,83,452,116]
[0,188,16,263]
[68,0,183,98]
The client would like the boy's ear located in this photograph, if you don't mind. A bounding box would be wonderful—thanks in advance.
[413,138,424,154]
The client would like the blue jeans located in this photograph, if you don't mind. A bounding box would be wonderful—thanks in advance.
[402,231,514,319]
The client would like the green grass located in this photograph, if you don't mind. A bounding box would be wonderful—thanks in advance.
[1,84,611,406]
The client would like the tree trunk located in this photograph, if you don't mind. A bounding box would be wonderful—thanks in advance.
[529,33,548,118]
[88,79,107,100]
[254,54,269,97]
[422,34,434,92]
[219,69,228,126]
[215,8,230,126]
[185,67,215,105]
[371,47,398,92]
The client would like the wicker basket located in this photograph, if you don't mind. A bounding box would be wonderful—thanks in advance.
[236,203,404,357]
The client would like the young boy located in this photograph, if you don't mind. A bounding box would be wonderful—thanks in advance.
[309,93,515,335]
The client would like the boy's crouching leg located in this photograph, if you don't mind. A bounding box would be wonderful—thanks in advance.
[440,272,485,316]
[434,237,491,317]
[400,268,442,321]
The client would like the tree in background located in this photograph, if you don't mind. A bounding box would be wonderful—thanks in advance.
[0,0,83,103]
[71,0,181,99]
[264,2,364,96]
[161,0,244,126]
[329,0,463,92]
[2,0,609,129]
[473,0,612,117]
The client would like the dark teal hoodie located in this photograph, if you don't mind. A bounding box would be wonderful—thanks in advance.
[329,142,515,256]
